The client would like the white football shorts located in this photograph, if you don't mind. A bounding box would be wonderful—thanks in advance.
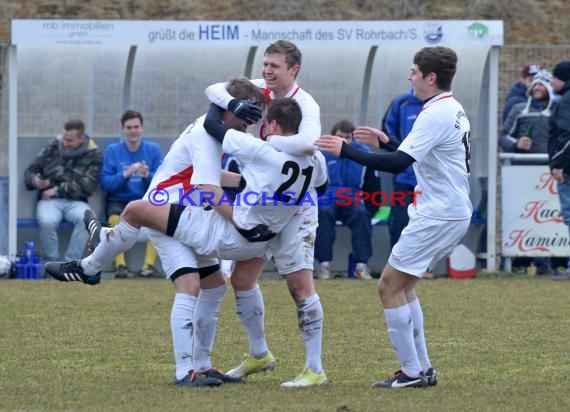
[268,206,318,275]
[173,206,270,262]
[389,205,471,278]
[144,227,218,279]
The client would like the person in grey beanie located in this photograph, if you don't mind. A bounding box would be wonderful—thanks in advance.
[502,63,542,122]
[548,60,570,279]
[501,69,555,157]
[501,69,557,276]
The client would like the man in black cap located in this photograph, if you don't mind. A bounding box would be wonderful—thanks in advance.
[548,60,570,280]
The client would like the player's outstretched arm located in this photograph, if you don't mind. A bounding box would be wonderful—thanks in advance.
[353,126,389,148]
[315,135,414,174]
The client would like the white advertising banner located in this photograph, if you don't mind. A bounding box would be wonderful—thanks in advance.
[501,166,569,257]
[12,20,503,46]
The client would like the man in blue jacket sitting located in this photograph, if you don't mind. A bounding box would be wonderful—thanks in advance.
[315,120,379,279]
[100,110,163,278]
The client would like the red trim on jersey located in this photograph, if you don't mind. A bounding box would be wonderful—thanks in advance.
[261,87,271,105]
[261,85,300,102]
[260,88,271,139]
[156,166,195,194]
[421,93,453,112]
[290,86,300,98]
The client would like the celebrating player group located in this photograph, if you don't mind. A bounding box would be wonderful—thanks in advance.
[47,40,471,390]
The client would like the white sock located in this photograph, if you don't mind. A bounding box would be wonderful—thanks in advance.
[384,304,422,378]
[193,282,227,372]
[408,298,431,372]
[171,293,197,380]
[296,294,324,374]
[235,285,269,359]
[81,221,139,275]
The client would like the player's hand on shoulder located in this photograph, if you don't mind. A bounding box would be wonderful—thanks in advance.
[228,99,263,125]
[314,134,344,157]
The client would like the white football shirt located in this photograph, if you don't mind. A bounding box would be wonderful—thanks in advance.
[222,129,328,234]
[205,78,324,216]
[145,117,210,206]
[398,91,472,220]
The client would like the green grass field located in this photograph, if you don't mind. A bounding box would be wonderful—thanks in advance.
[1,275,569,411]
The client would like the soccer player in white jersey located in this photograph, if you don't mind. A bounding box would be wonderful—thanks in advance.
[316,46,472,389]
[46,97,328,386]
[204,40,328,388]
[46,77,266,388]
[145,78,265,388]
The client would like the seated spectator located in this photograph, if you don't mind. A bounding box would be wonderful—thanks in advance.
[315,120,380,279]
[23,119,102,263]
[500,69,557,276]
[502,63,542,123]
[100,110,163,278]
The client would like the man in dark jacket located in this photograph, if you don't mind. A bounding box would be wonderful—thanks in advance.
[24,119,102,262]
[548,61,570,279]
